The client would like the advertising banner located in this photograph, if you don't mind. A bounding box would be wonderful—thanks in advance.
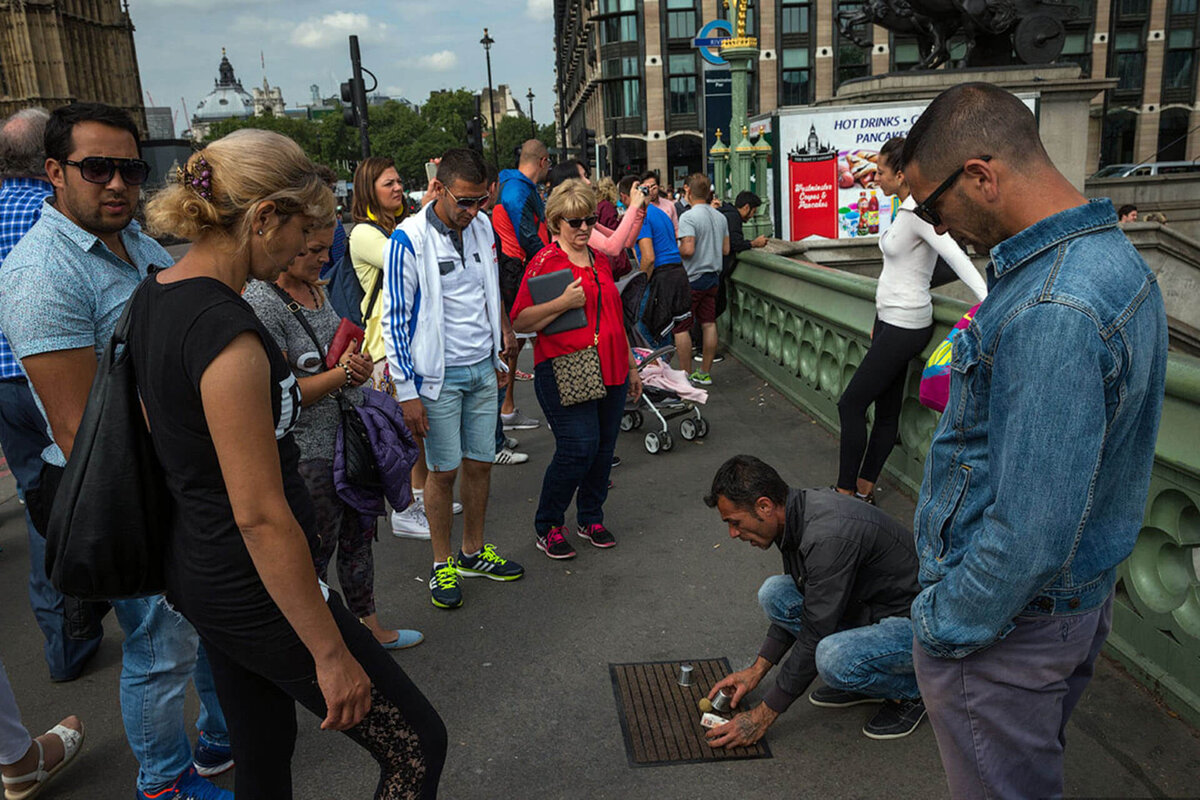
[773,97,1036,241]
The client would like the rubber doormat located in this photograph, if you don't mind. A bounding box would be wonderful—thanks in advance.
[609,658,772,767]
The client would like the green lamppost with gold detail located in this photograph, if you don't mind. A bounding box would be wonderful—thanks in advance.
[718,0,770,235]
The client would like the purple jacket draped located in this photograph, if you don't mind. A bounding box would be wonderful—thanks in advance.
[334,387,419,524]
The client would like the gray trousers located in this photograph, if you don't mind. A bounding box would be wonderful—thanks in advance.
[0,655,32,765]
[913,594,1113,800]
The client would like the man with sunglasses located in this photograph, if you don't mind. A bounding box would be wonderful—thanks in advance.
[902,83,1167,799]
[0,103,233,800]
[382,147,523,611]
[0,106,107,687]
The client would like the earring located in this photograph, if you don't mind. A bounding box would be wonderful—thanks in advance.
[257,229,264,236]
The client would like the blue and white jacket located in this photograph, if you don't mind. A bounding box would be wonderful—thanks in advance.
[381,205,506,402]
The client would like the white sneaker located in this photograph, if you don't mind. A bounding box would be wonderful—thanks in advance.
[505,435,520,450]
[391,503,431,539]
[494,447,529,465]
[501,409,541,430]
[412,490,462,515]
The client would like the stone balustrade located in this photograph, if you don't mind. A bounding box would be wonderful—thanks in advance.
[726,248,1200,727]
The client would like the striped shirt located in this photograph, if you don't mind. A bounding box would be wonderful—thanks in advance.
[0,178,54,380]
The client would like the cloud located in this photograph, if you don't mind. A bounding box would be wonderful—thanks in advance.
[418,50,459,71]
[526,0,553,21]
[289,12,389,49]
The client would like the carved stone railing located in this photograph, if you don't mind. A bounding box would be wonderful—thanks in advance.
[726,249,1200,728]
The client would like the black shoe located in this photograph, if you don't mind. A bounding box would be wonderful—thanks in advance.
[809,686,885,708]
[863,699,926,740]
[611,455,621,468]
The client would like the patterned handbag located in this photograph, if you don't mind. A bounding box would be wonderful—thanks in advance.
[550,252,607,406]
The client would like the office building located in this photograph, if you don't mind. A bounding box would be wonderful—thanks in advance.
[554,0,1200,179]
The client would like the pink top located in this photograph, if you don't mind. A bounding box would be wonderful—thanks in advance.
[587,206,645,257]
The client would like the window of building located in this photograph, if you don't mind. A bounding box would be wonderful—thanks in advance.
[1059,31,1092,75]
[781,1,811,34]
[600,0,635,12]
[836,1,871,87]
[666,0,697,40]
[603,56,641,119]
[1100,109,1138,165]
[1112,31,1146,91]
[1164,29,1195,90]
[891,35,922,70]
[1117,0,1149,16]
[780,48,811,105]
[1157,107,1191,160]
[600,14,638,44]
[1173,0,1198,13]
[668,53,698,114]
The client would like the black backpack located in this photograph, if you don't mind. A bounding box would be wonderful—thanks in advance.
[327,221,388,328]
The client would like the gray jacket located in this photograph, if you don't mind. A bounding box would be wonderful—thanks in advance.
[760,489,919,712]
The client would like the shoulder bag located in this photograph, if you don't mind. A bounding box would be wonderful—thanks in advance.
[550,251,607,406]
[267,282,382,488]
[46,277,170,600]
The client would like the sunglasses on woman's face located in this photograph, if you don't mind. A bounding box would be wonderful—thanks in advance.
[61,156,151,186]
[564,215,598,229]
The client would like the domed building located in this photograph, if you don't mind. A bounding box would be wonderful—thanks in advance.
[190,49,255,140]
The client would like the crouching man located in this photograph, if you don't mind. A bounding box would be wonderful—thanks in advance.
[704,455,925,746]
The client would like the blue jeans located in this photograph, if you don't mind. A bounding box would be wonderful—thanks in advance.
[757,575,919,701]
[0,377,101,681]
[111,597,229,792]
[532,361,626,535]
[422,359,498,472]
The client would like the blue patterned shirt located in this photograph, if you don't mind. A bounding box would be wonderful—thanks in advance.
[0,199,174,465]
[0,178,55,380]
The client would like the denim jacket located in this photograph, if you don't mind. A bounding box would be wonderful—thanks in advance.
[912,199,1167,660]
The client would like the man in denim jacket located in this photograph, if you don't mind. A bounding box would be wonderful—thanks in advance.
[901,84,1167,798]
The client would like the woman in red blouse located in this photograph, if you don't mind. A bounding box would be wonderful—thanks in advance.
[511,181,643,559]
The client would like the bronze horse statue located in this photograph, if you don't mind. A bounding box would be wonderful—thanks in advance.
[836,0,1078,70]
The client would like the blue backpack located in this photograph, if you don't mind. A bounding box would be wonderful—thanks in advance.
[327,221,387,328]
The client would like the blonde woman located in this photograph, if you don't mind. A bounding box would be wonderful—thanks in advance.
[136,129,445,798]
[510,181,643,559]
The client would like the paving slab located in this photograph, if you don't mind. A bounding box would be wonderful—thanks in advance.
[0,353,1196,799]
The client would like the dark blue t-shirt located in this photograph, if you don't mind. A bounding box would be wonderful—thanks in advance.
[637,204,681,267]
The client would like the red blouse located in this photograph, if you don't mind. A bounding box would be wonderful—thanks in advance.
[511,243,630,386]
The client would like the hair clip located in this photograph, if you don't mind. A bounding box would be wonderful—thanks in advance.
[178,154,214,201]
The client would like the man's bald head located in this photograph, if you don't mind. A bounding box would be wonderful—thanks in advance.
[519,139,549,182]
[0,107,50,178]
[902,83,1049,184]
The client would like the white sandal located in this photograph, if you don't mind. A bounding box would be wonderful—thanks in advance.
[2,722,85,800]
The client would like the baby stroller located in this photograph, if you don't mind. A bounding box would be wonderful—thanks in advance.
[619,273,710,454]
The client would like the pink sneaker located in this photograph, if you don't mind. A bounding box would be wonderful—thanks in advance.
[536,526,577,559]
[578,524,616,548]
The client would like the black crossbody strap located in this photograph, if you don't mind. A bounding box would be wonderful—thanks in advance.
[266,282,326,358]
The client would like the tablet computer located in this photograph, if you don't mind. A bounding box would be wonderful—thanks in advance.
[528,268,587,335]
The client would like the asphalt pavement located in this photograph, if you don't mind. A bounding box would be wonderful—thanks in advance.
[1,353,1197,799]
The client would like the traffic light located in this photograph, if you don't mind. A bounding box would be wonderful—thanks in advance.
[340,80,362,128]
[582,128,597,169]
[466,117,483,153]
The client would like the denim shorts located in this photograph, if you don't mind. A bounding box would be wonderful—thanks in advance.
[423,358,498,471]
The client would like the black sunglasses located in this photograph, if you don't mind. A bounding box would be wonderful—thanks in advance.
[62,156,151,186]
[564,215,598,229]
[445,187,490,210]
[912,155,992,228]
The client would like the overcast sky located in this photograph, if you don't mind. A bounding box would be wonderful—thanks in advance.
[130,0,557,135]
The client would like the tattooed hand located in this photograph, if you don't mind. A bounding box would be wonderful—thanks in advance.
[704,702,779,749]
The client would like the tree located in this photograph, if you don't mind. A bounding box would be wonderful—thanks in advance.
[492,117,557,172]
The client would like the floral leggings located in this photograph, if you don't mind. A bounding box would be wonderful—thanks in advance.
[298,459,377,618]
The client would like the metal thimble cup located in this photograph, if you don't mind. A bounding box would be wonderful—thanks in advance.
[712,688,733,713]
[678,664,694,687]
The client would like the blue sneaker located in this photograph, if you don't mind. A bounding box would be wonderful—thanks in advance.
[455,544,525,581]
[429,559,463,609]
[138,766,232,800]
[192,731,233,777]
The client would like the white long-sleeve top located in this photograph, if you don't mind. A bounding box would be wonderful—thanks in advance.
[876,195,988,329]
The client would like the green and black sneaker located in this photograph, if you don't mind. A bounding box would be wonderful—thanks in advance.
[455,544,525,581]
[429,558,463,609]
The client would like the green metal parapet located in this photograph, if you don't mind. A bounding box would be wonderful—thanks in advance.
[725,248,1200,728]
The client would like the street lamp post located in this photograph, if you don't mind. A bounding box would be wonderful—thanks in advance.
[526,88,536,139]
[480,28,499,167]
